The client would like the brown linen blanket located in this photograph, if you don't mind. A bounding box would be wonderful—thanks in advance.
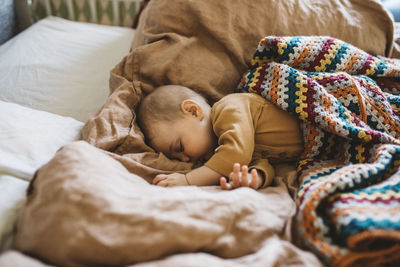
[14,141,322,266]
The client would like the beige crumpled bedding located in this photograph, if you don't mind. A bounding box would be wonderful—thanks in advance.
[13,141,322,266]
[7,0,400,266]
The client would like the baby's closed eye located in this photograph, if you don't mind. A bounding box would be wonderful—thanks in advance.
[178,140,184,152]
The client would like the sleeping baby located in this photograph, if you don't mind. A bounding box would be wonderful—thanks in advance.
[137,85,303,190]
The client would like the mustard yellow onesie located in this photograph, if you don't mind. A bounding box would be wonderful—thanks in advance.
[204,93,303,188]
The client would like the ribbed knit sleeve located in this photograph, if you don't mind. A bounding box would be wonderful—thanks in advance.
[204,94,257,177]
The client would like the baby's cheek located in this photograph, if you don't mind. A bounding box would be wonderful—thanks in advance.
[188,149,201,159]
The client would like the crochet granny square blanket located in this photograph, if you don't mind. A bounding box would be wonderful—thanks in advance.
[239,36,400,266]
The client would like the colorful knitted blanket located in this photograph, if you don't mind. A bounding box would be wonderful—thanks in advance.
[238,36,400,267]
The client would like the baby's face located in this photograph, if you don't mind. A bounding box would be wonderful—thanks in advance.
[149,116,216,163]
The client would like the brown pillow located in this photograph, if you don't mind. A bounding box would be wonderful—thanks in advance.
[132,0,394,97]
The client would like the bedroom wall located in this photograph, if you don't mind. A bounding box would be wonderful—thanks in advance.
[0,0,17,45]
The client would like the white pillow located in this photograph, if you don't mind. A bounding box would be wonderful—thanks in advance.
[0,16,135,122]
[0,100,83,181]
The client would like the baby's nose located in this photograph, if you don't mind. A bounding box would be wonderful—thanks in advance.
[180,154,190,162]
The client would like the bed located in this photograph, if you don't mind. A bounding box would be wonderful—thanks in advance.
[1,0,400,266]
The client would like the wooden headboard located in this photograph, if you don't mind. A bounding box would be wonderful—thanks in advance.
[1,0,142,45]
[29,0,142,27]
[8,0,142,36]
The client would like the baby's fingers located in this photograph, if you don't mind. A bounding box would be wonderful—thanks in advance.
[233,163,240,174]
[156,180,169,187]
[241,165,248,182]
[220,177,232,190]
[229,171,241,188]
[250,169,258,189]
[242,172,249,187]
[153,174,168,185]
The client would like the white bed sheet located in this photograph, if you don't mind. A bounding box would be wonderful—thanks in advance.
[0,99,84,252]
[0,16,135,252]
[0,16,135,122]
[0,175,28,252]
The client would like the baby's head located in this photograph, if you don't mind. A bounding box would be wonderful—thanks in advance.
[138,85,216,162]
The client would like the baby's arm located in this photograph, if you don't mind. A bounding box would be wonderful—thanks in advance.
[220,163,264,190]
[153,166,222,187]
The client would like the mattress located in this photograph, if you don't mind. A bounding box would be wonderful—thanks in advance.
[0,16,134,251]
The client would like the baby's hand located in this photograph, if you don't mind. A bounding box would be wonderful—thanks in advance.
[152,173,188,187]
[220,163,262,190]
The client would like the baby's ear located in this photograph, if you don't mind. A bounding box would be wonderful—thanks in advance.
[181,100,204,120]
